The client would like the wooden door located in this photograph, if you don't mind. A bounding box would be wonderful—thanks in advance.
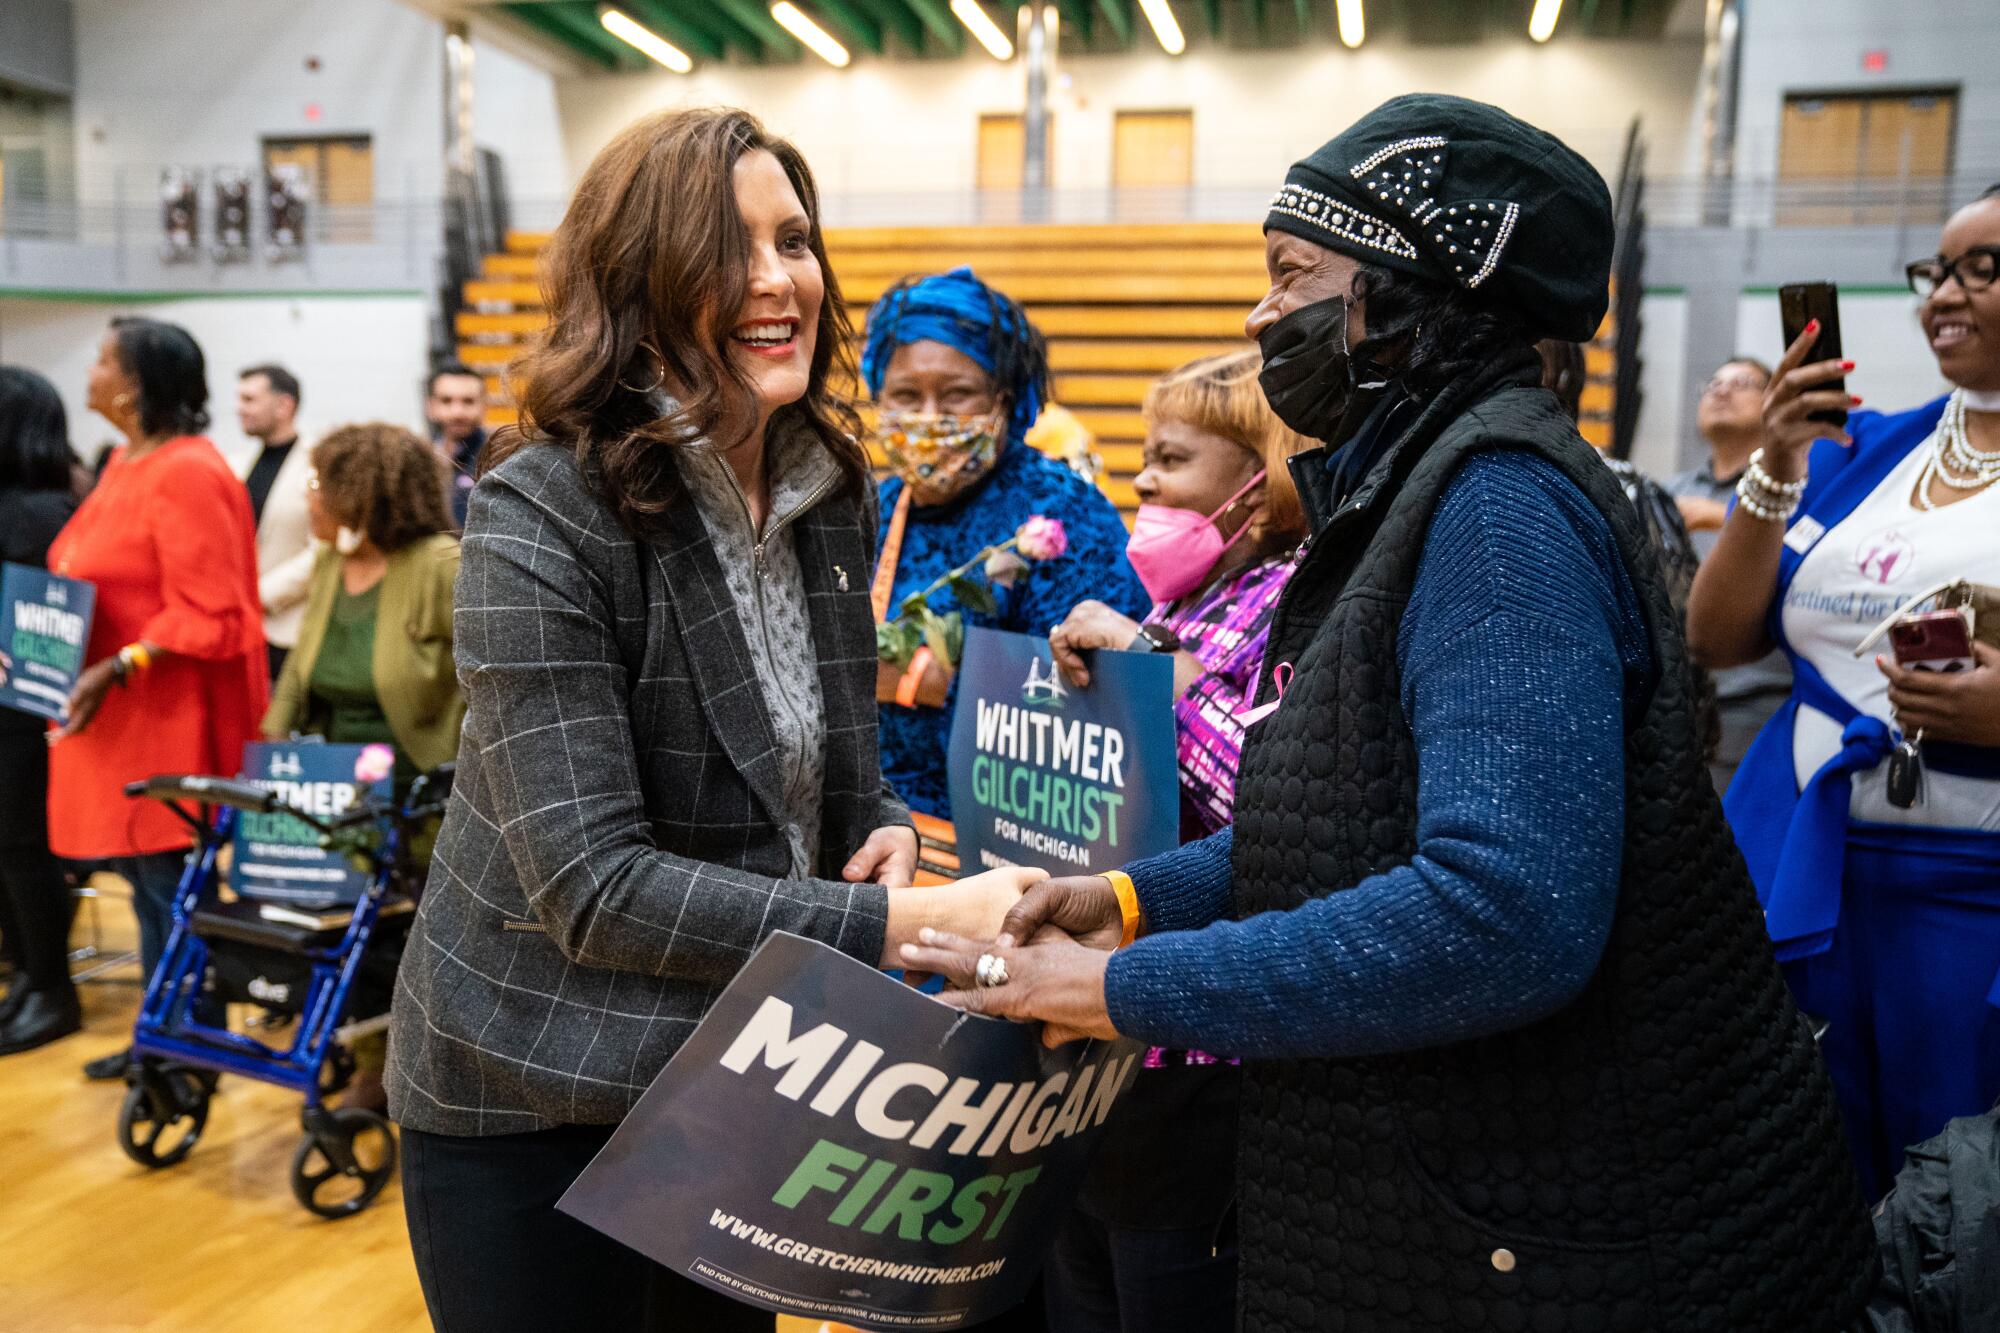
[978,114,1025,192]
[1113,110,1193,189]
[1778,90,1957,225]
[262,136,375,242]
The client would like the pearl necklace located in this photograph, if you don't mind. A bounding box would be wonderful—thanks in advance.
[1917,390,2000,510]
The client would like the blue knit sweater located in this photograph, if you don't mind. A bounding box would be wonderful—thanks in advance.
[1102,451,1657,1059]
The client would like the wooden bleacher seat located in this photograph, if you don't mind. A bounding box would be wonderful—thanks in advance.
[456,224,1625,511]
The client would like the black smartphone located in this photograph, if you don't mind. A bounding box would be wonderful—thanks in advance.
[1778,282,1847,429]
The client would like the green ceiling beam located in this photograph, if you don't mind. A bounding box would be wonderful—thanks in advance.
[506,3,628,68]
[897,0,968,55]
[665,0,769,60]
[1052,0,1093,40]
[809,0,886,53]
[1246,0,1263,40]
[1200,0,1223,39]
[710,0,805,58]
[622,0,724,59]
[1291,0,1309,38]
[851,0,926,50]
[1094,0,1133,45]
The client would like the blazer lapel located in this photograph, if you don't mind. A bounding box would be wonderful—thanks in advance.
[648,485,790,831]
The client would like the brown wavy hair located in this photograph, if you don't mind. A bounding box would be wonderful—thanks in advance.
[485,107,865,535]
[311,423,453,552]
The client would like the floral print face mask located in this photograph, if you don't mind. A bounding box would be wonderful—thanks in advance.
[875,410,1004,506]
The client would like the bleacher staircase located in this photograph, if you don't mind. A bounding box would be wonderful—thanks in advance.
[456,224,1619,518]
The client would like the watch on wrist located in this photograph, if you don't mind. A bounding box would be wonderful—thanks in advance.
[1130,622,1181,653]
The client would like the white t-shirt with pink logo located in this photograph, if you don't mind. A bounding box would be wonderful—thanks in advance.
[1780,439,2000,830]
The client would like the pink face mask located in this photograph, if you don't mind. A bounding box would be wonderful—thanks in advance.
[1125,470,1266,605]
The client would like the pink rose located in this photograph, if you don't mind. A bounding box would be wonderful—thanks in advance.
[1015,515,1068,562]
[354,743,396,785]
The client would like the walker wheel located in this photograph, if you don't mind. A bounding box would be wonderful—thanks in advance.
[116,1065,211,1168]
[291,1107,397,1219]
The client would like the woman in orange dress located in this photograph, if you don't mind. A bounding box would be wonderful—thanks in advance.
[46,318,268,1079]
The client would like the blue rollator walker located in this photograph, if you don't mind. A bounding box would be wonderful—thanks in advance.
[113,764,452,1218]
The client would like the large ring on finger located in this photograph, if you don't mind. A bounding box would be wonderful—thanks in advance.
[975,952,1010,989]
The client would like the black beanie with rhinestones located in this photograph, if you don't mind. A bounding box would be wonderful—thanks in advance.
[1265,93,1615,343]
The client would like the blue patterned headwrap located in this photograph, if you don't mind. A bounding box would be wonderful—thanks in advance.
[859,266,1046,444]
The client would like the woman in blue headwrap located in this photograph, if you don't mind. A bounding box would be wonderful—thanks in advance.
[863,267,1148,819]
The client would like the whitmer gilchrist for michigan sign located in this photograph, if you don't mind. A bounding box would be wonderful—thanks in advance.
[948,626,1179,878]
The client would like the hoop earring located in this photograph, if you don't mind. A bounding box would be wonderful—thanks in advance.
[619,346,666,396]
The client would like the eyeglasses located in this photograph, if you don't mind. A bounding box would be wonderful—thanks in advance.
[1703,372,1767,396]
[1906,246,2000,298]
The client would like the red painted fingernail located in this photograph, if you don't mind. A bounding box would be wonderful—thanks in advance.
[1841,361,1856,371]
[1805,319,1820,334]
[1851,395,1864,405]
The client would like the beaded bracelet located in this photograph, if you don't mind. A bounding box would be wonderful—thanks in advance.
[1743,449,1808,497]
[1734,474,1798,523]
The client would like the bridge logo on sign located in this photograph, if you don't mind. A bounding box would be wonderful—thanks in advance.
[1021,657,1068,708]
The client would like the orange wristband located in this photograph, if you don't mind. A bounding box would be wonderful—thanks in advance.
[1105,870,1141,949]
[895,646,935,708]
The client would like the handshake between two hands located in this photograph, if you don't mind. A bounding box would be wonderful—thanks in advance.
[901,868,1128,1049]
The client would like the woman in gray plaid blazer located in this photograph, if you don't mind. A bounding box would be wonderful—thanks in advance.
[385,109,1046,1333]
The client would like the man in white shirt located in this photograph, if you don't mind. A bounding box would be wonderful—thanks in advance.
[235,364,318,683]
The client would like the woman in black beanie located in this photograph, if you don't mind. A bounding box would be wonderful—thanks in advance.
[904,94,1876,1332]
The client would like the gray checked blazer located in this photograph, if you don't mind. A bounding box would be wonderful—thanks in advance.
[386,441,908,1135]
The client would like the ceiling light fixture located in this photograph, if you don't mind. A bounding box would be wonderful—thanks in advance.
[771,2,851,67]
[1335,0,1365,49]
[1137,0,1186,55]
[1528,0,1563,42]
[951,0,1014,60]
[598,7,693,73]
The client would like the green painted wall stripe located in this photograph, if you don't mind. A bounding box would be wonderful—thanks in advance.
[1741,284,1914,296]
[0,288,425,303]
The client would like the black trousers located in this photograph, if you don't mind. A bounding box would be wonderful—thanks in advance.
[1043,1208,1236,1333]
[400,1122,773,1333]
[0,844,74,995]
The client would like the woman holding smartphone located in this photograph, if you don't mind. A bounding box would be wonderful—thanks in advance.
[1686,185,2000,1199]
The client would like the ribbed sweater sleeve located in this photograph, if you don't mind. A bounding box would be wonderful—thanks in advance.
[1124,826,1235,934]
[1102,451,1655,1059]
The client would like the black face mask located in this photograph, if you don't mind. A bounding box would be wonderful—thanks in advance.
[1257,295,1359,443]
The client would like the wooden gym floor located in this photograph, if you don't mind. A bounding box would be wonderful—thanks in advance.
[0,883,831,1333]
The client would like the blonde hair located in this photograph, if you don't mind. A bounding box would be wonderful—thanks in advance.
[1142,347,1311,549]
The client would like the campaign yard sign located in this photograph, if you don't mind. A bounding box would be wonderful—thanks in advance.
[0,564,95,722]
[559,932,1143,1329]
[947,626,1178,879]
[230,741,389,908]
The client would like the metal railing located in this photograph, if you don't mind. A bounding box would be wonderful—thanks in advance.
[3,172,1993,296]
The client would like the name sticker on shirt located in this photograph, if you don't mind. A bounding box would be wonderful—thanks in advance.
[1783,515,1826,555]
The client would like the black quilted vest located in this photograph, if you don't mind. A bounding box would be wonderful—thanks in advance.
[1228,370,1876,1333]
